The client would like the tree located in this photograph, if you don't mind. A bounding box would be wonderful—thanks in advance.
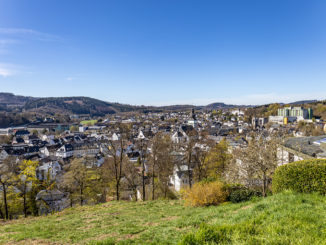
[16,160,38,217]
[192,138,231,182]
[156,136,174,198]
[227,134,279,197]
[106,124,130,200]
[123,160,141,201]
[135,136,149,201]
[206,139,231,179]
[192,141,211,182]
[148,133,173,200]
[0,157,18,219]
[181,130,197,188]
[62,158,91,206]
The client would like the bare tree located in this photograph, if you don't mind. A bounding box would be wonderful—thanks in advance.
[123,160,141,201]
[135,136,148,201]
[156,135,174,198]
[226,134,280,197]
[62,158,90,206]
[180,130,198,188]
[193,141,211,182]
[148,133,171,200]
[106,124,130,200]
[0,156,18,219]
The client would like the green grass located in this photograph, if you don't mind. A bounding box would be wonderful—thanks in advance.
[80,120,98,126]
[0,192,326,244]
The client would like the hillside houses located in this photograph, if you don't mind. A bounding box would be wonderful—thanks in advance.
[0,106,325,212]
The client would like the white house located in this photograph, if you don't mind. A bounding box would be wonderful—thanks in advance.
[231,109,245,117]
[171,130,188,144]
[170,165,192,191]
[56,144,74,158]
[37,159,62,180]
[0,149,9,161]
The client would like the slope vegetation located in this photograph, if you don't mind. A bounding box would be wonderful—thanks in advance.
[0,192,326,244]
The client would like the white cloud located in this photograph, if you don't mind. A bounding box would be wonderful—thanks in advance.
[0,39,19,54]
[0,63,16,77]
[66,77,76,81]
[220,93,326,105]
[0,28,61,42]
[148,93,326,107]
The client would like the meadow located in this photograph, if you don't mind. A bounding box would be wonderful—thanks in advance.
[0,192,326,244]
[80,120,98,126]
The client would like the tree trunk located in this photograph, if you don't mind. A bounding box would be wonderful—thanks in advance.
[142,164,145,201]
[2,183,9,220]
[262,172,267,197]
[134,188,138,201]
[0,206,4,219]
[188,150,192,188]
[23,194,27,218]
[116,181,120,201]
[152,163,155,200]
[80,186,83,206]
[188,169,192,188]
[70,196,73,207]
[23,183,27,218]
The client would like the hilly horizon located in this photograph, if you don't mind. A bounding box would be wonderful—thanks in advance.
[0,92,320,113]
[0,92,242,116]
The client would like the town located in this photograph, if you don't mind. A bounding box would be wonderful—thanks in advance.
[1,103,325,218]
[1,1,326,243]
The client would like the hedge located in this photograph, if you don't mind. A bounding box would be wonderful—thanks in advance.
[272,159,326,194]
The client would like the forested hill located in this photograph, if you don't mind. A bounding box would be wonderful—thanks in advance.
[0,93,244,117]
[1,92,324,119]
[0,93,144,116]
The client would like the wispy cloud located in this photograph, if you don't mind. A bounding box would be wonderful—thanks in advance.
[0,28,62,42]
[66,77,76,81]
[219,93,325,105]
[0,39,19,54]
[0,63,16,77]
[149,93,326,107]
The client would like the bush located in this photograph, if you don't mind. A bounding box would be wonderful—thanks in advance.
[272,159,326,194]
[182,181,227,207]
[229,189,261,203]
[225,184,262,203]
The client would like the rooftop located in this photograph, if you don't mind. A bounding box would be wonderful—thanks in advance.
[283,135,326,158]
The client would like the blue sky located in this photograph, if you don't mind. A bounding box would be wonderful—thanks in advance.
[0,0,326,106]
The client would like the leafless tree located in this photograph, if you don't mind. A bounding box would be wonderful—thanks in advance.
[123,160,141,201]
[226,133,280,196]
[62,158,90,206]
[0,156,18,219]
[106,124,130,200]
[156,136,174,198]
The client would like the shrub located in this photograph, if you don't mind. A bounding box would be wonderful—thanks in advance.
[272,159,326,194]
[224,184,262,203]
[229,189,261,203]
[182,181,227,207]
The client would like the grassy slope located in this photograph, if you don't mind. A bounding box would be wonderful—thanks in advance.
[0,192,326,245]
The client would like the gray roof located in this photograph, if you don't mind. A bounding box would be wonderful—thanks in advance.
[283,135,326,158]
